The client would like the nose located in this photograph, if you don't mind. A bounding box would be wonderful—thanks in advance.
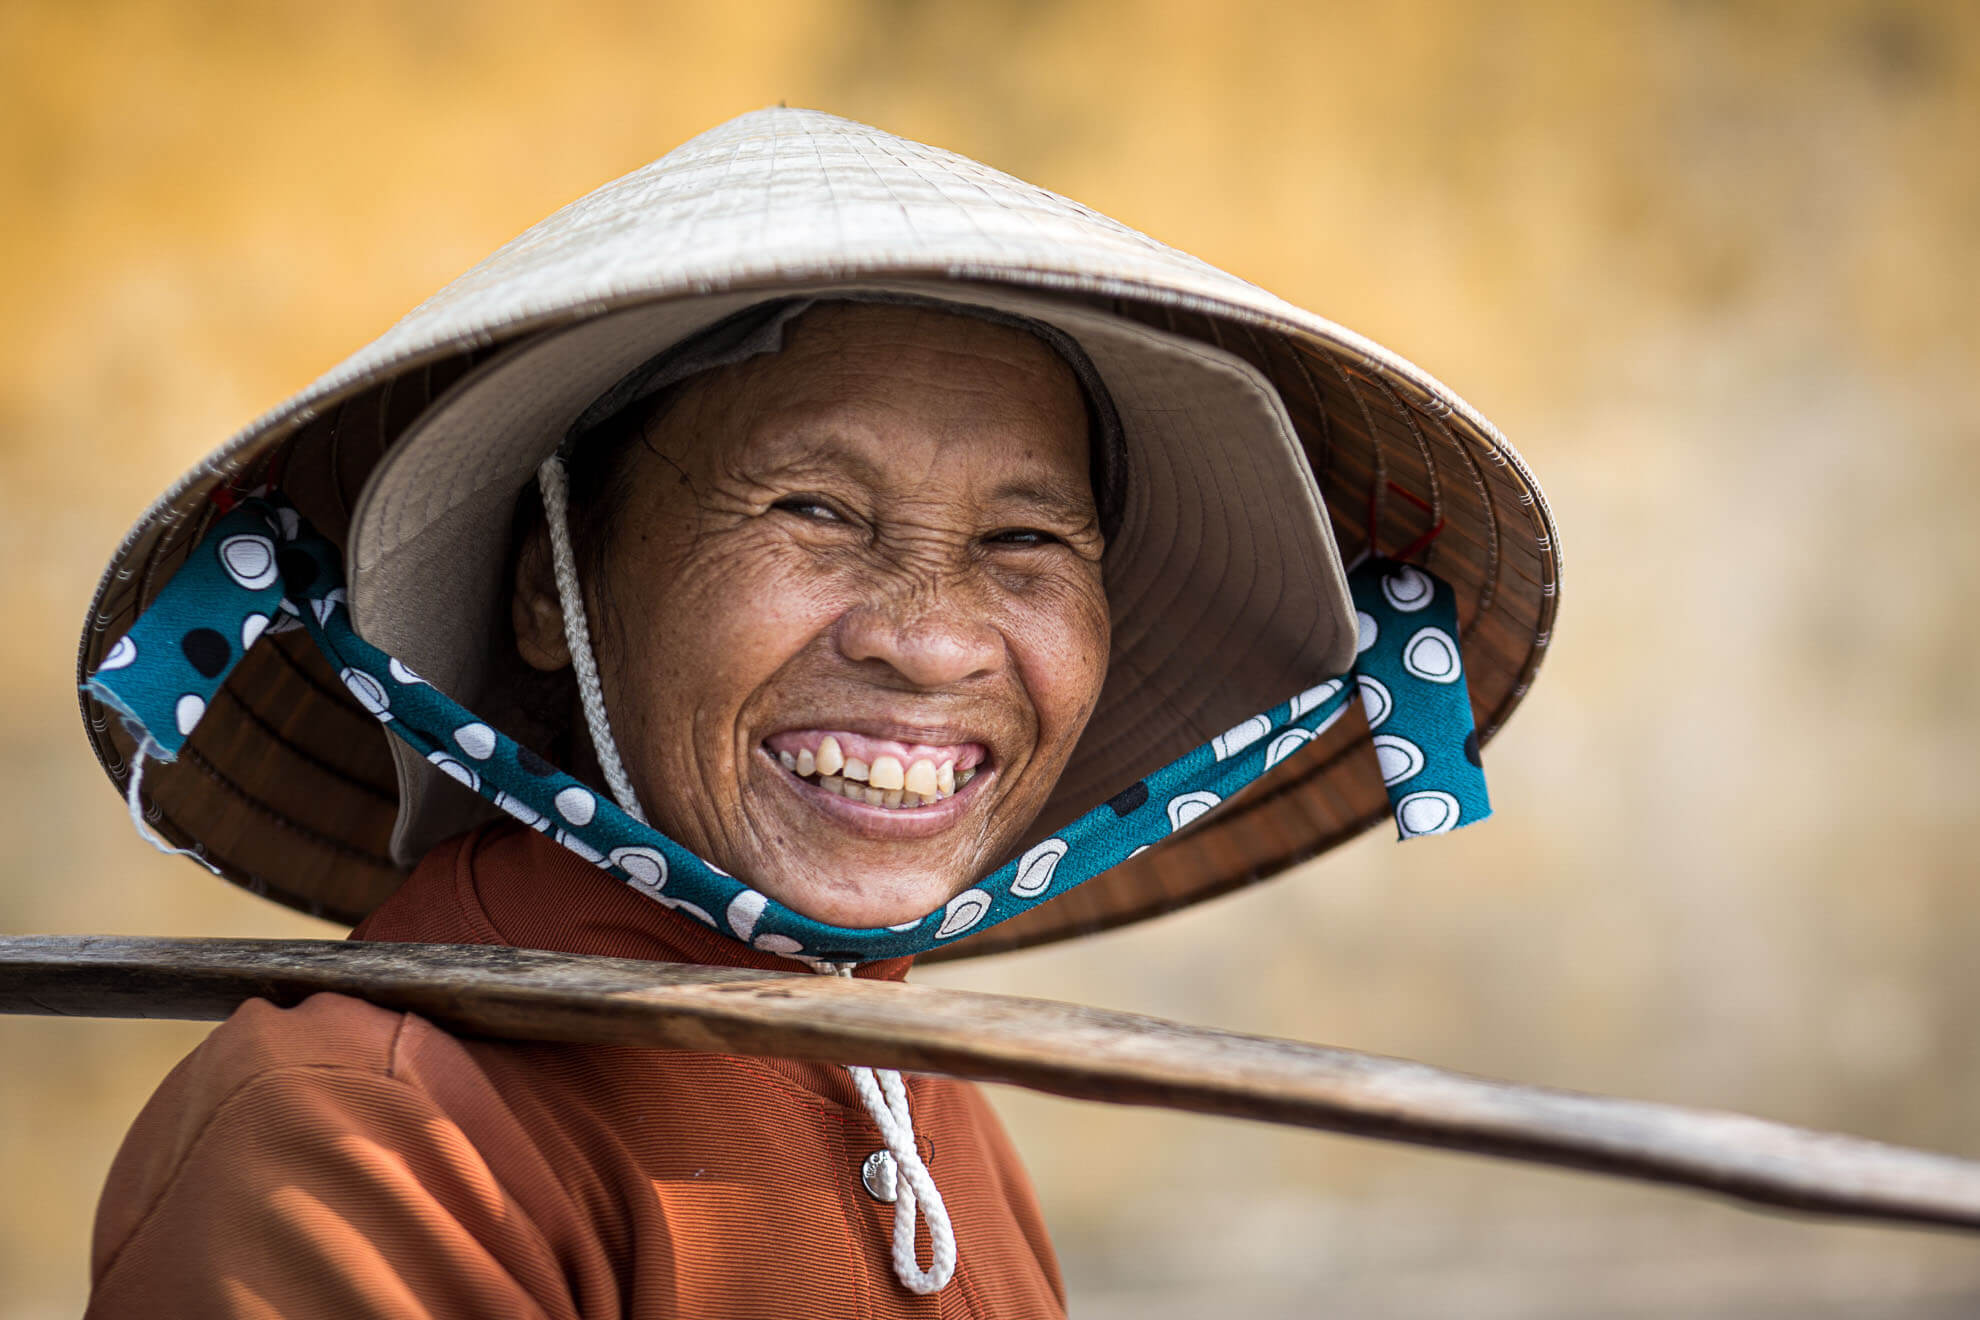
[835,590,1005,689]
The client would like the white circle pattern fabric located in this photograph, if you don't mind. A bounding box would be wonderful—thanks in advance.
[85,500,1495,962]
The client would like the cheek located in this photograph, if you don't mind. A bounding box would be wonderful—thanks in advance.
[605,535,846,710]
[1006,571,1111,744]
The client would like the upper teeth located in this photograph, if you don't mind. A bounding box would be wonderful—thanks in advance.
[776,740,976,809]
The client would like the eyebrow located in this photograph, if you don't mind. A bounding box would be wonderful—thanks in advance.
[748,424,1098,526]
[981,478,1098,528]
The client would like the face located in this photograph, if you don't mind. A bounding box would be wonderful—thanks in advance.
[514,304,1110,929]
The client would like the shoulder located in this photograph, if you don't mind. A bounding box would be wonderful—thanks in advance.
[92,995,430,1272]
[90,996,584,1314]
[102,990,524,1185]
[105,992,414,1184]
[186,990,410,1084]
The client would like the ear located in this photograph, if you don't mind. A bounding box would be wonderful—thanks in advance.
[512,519,573,672]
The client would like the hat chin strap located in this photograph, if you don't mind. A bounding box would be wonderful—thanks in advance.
[535,454,649,826]
[535,454,959,1296]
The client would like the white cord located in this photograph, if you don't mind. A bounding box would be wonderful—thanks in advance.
[124,737,221,874]
[544,452,951,1291]
[536,453,648,824]
[831,967,957,1294]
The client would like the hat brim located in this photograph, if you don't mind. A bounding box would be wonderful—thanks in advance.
[75,108,1562,954]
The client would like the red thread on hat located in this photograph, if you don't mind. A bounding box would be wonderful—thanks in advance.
[1367,480,1446,563]
[212,446,293,516]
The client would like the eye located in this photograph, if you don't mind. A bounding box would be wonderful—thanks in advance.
[985,527,1063,547]
[771,495,846,523]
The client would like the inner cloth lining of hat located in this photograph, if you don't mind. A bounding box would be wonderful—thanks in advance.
[559,292,1128,543]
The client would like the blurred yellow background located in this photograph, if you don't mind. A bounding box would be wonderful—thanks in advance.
[5,1,1979,1314]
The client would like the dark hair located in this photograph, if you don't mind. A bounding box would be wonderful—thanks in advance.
[562,383,679,586]
[501,391,683,761]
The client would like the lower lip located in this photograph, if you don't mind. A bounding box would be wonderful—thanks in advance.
[759,750,987,838]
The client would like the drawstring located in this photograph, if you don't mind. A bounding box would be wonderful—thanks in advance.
[537,454,649,824]
[543,457,957,1294]
[124,736,221,874]
[828,964,958,1294]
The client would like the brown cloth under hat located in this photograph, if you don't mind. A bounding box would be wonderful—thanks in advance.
[87,823,1063,1319]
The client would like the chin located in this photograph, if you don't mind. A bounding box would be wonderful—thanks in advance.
[761,867,964,932]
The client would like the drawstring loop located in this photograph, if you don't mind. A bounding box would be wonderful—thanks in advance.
[831,965,958,1294]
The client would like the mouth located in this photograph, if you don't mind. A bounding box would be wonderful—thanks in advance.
[761,729,986,812]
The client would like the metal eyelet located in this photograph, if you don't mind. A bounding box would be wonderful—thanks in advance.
[861,1149,899,1203]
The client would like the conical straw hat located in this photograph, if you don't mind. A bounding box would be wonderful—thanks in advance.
[76,108,1560,959]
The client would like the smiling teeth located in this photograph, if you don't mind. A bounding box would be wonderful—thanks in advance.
[787,747,973,809]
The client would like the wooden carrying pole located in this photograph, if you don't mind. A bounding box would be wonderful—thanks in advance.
[6,934,1980,1233]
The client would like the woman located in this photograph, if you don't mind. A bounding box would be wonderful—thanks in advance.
[77,109,1557,1317]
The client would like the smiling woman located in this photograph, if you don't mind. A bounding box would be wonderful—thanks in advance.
[515,303,1113,931]
[74,108,1555,1318]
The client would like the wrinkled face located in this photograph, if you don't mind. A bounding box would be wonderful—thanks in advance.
[513,304,1110,929]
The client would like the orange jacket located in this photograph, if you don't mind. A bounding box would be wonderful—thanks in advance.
[88,823,1066,1318]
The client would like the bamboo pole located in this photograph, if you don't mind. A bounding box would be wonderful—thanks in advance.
[5,934,1979,1232]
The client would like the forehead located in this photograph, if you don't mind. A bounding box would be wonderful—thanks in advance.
[662,304,1094,494]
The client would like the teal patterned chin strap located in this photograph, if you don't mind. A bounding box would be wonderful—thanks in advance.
[85,497,1491,964]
